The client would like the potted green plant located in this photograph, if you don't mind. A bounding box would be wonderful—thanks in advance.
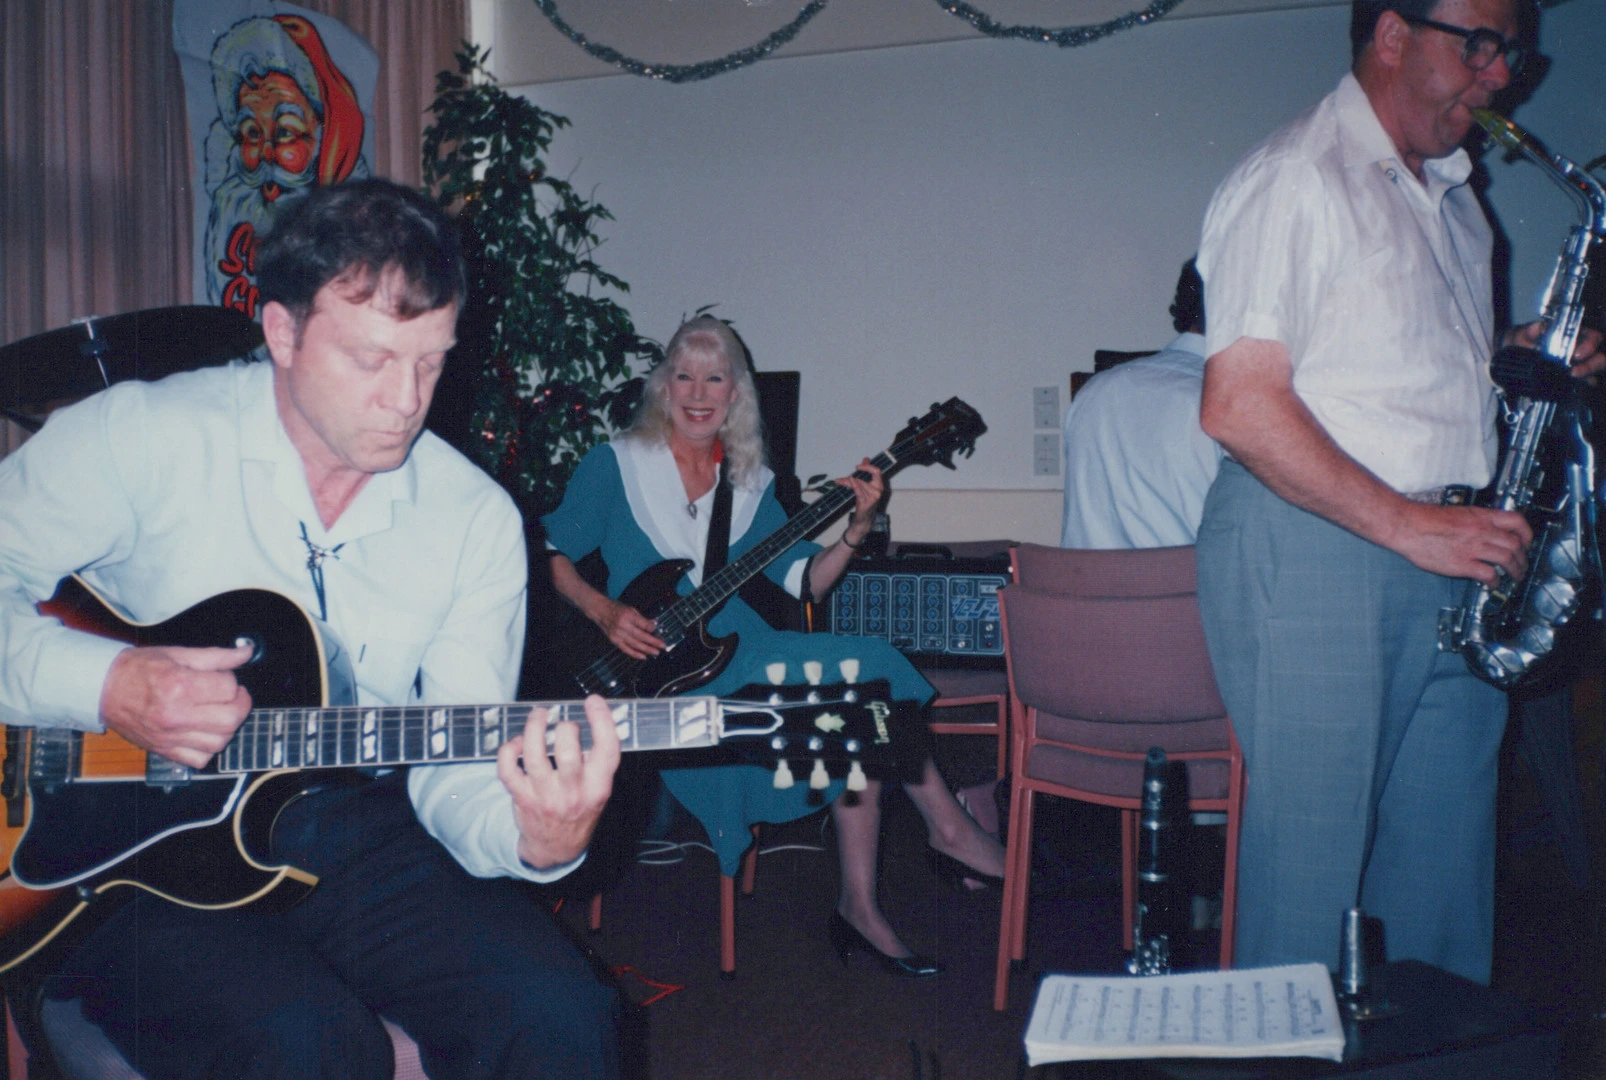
[422,46,655,520]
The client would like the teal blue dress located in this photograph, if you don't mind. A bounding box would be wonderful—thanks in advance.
[542,439,933,874]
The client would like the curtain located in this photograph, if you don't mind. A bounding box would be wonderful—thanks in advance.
[1,0,194,374]
[300,0,467,190]
[1,0,465,455]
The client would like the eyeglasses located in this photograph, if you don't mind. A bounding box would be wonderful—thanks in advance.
[1401,14,1528,76]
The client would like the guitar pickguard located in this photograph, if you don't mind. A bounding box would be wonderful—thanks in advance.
[11,776,245,892]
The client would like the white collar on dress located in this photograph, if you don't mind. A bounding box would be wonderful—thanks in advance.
[611,438,770,571]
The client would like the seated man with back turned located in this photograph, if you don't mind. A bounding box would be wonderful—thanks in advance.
[0,178,624,1078]
[1060,257,1217,549]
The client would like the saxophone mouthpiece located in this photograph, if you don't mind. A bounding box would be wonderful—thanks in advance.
[1471,107,1528,154]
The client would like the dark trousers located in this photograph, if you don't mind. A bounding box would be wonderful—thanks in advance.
[43,773,621,1079]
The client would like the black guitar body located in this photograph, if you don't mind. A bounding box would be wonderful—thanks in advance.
[574,559,739,698]
[0,580,342,974]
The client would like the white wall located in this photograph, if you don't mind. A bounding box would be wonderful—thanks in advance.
[506,3,1604,544]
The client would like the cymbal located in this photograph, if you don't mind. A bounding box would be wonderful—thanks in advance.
[0,306,264,416]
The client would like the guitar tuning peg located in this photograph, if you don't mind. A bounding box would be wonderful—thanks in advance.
[803,661,823,686]
[773,759,795,790]
[838,658,859,684]
[809,758,830,790]
[766,662,787,686]
[846,760,867,792]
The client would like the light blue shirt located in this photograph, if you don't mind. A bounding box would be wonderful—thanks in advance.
[0,360,571,882]
[1060,333,1221,548]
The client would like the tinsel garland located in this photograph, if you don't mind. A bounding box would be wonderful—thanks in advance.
[532,0,1189,83]
[931,0,1187,46]
[530,0,829,83]
[532,0,1584,82]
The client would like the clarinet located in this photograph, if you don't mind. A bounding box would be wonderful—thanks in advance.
[1129,747,1187,975]
[1438,110,1606,688]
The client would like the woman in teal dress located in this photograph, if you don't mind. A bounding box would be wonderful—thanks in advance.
[544,316,1005,976]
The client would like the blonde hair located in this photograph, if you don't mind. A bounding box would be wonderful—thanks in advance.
[624,316,768,489]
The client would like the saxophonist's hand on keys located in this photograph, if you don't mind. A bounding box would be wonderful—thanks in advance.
[1391,502,1532,587]
[1506,322,1606,381]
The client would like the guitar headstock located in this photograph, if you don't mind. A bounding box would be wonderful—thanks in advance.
[719,658,926,794]
[889,397,986,471]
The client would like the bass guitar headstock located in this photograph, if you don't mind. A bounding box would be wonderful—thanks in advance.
[719,658,924,796]
[891,397,986,471]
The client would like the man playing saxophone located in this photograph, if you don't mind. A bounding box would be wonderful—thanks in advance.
[1193,0,1602,984]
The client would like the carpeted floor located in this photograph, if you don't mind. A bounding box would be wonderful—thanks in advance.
[541,717,1101,1079]
[528,687,1606,1080]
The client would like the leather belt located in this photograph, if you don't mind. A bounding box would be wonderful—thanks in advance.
[1403,484,1474,506]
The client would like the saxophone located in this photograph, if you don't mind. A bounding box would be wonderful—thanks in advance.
[1438,110,1606,689]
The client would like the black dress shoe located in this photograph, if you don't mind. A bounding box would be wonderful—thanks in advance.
[927,847,1004,892]
[827,912,943,977]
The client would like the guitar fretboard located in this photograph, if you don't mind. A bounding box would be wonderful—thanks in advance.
[653,447,899,646]
[216,697,723,774]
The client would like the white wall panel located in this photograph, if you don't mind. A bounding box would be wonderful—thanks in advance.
[500,1,1603,543]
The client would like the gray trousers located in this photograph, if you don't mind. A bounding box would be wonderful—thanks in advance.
[1196,461,1507,984]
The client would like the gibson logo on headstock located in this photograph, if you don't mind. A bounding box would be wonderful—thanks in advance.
[868,700,892,745]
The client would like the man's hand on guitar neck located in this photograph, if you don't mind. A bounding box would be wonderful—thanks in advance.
[499,695,622,871]
[99,644,255,769]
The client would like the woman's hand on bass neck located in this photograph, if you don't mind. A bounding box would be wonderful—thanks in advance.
[838,459,884,549]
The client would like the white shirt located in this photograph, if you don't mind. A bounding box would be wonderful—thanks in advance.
[0,360,567,882]
[1061,333,1220,548]
[1199,73,1499,493]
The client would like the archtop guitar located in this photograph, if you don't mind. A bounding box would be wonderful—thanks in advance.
[0,577,914,974]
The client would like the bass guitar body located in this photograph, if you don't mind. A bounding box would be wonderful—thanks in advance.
[576,559,738,698]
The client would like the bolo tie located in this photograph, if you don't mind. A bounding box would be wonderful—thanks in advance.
[298,521,344,621]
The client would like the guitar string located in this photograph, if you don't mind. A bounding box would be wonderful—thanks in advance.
[66,694,859,767]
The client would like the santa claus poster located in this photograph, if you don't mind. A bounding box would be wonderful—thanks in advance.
[174,0,378,314]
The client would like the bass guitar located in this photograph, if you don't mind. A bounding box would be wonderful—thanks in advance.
[572,396,987,697]
[0,577,916,975]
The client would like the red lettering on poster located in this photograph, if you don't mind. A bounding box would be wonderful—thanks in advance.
[217,222,260,318]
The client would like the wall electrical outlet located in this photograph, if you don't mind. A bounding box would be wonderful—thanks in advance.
[1033,433,1060,476]
[1033,386,1060,430]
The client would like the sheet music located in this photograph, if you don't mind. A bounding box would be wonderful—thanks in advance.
[1024,963,1345,1066]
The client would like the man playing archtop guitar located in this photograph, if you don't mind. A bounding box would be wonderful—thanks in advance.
[0,179,624,1078]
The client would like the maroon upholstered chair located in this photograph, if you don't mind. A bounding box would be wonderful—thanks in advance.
[925,669,1009,781]
[992,545,1243,1011]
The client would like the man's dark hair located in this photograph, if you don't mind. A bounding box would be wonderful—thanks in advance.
[1349,0,1439,62]
[1169,258,1205,334]
[256,178,466,326]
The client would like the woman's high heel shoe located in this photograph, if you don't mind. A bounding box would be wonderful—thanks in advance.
[827,912,943,978]
[927,847,1004,892]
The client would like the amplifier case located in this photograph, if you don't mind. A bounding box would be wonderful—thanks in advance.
[824,551,1010,669]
